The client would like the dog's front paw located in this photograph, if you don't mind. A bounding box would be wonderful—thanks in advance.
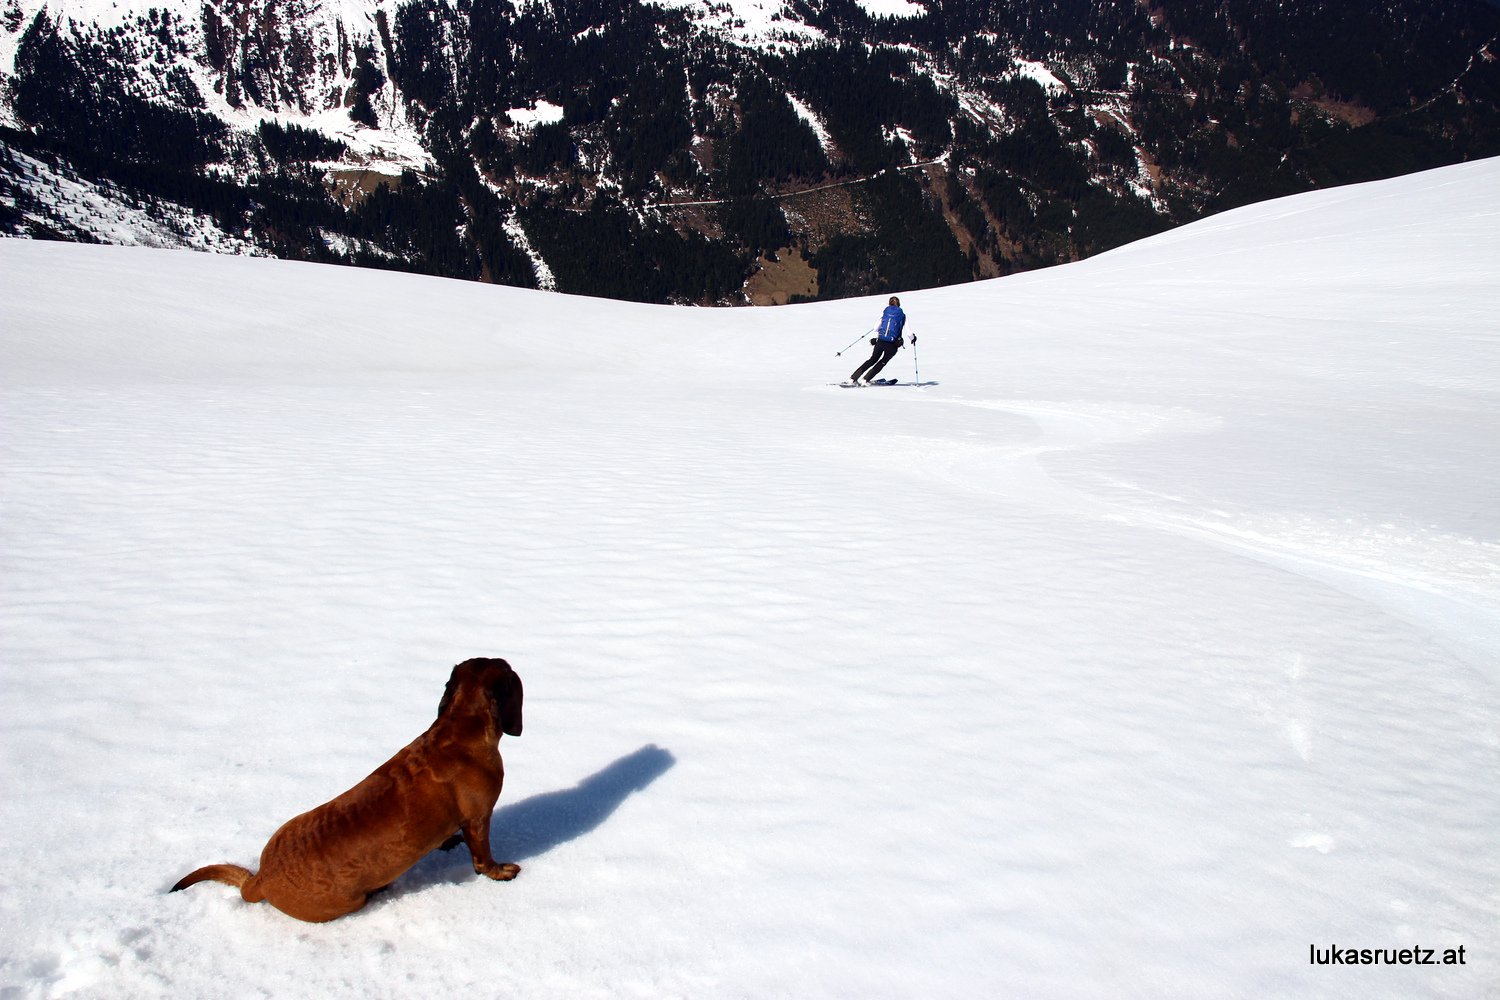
[477,861,521,881]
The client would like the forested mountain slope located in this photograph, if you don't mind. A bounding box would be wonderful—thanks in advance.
[3,0,1498,302]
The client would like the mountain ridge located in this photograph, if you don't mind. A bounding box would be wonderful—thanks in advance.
[3,0,1498,302]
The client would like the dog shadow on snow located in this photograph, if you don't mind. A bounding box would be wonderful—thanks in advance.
[393,744,677,895]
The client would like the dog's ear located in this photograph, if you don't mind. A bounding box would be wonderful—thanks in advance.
[496,669,523,738]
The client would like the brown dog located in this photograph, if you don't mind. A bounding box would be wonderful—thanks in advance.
[171,657,524,922]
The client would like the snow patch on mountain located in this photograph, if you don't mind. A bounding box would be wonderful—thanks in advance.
[787,93,835,156]
[503,209,556,290]
[2,0,433,173]
[1010,57,1068,95]
[853,0,924,17]
[1,142,262,251]
[649,0,825,48]
[507,101,566,130]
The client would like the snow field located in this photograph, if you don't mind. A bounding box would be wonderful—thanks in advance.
[1,157,1498,999]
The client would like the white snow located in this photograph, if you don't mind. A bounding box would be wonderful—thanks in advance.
[955,83,1011,130]
[786,93,834,157]
[506,101,566,130]
[2,156,1499,999]
[1,0,434,174]
[2,145,264,252]
[884,124,917,161]
[646,0,824,49]
[502,209,557,291]
[853,0,924,19]
[1011,57,1068,95]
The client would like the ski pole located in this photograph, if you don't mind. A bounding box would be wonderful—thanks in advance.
[912,332,920,383]
[836,329,875,356]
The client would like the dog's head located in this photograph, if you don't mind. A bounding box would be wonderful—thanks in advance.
[439,658,524,737]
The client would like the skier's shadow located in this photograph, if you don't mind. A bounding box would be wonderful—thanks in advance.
[395,744,676,892]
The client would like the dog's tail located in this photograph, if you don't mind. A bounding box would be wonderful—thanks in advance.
[171,864,262,901]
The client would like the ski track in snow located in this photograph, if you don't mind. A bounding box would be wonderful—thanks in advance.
[897,392,1500,675]
[2,158,1499,1000]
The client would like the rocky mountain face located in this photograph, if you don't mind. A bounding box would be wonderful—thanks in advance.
[3,0,1498,303]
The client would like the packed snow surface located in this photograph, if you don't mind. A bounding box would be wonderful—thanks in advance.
[2,158,1499,999]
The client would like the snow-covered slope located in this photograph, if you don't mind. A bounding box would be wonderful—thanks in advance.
[1,157,1497,999]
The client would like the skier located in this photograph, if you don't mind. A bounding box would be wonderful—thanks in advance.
[849,296,909,385]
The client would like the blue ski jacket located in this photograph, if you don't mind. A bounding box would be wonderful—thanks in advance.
[876,305,906,342]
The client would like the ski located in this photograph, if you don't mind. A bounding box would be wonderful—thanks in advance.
[835,378,935,388]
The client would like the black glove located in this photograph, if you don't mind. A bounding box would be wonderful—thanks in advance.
[870,337,878,345]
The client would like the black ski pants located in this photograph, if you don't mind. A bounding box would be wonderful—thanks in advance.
[852,339,900,382]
